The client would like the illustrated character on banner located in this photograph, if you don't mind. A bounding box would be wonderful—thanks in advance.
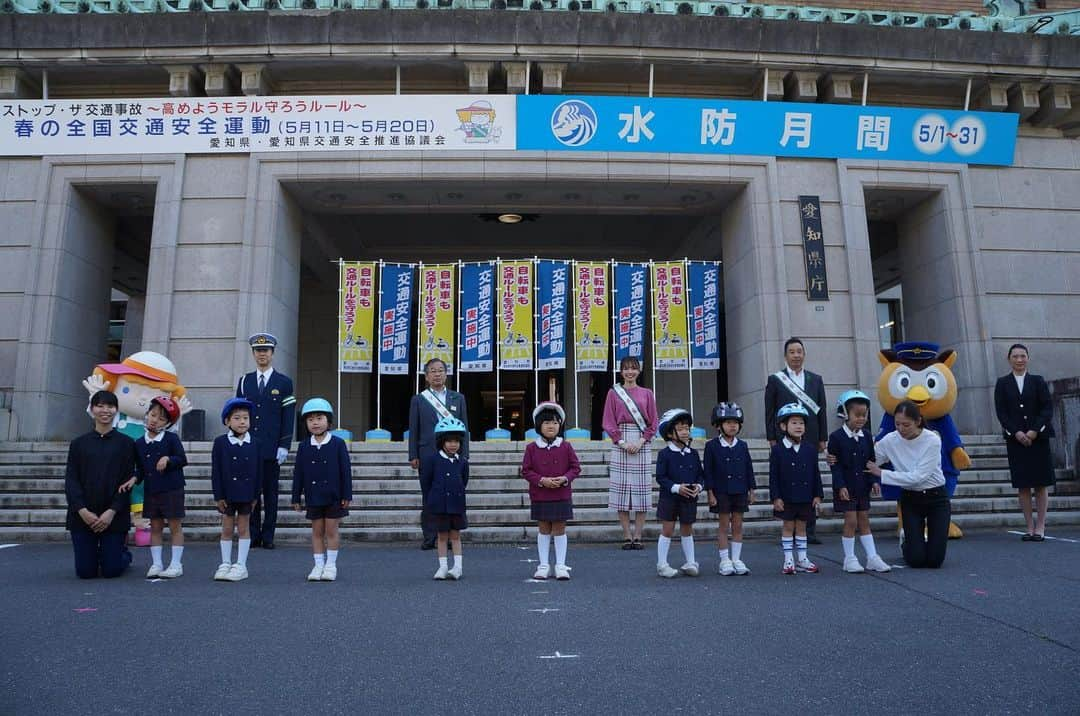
[82,351,193,538]
[876,342,970,539]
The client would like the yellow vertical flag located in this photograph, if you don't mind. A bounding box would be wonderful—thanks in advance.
[339,262,376,372]
[418,264,456,374]
[651,261,689,370]
[497,260,534,370]
[573,261,610,371]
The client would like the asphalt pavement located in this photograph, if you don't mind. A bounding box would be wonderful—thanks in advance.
[2,529,1078,715]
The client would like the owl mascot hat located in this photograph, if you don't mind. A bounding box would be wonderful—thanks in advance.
[875,341,970,539]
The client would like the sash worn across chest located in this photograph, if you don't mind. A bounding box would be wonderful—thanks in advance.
[612,385,647,431]
[421,389,453,420]
[774,371,820,415]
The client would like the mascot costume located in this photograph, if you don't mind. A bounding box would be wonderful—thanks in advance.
[875,341,970,539]
[82,351,193,543]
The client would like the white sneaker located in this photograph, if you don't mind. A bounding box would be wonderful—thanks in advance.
[160,564,183,579]
[307,565,324,582]
[448,565,463,580]
[718,558,735,576]
[843,556,865,573]
[865,554,893,572]
[533,564,551,580]
[321,565,337,582]
[732,560,750,576]
[433,565,449,580]
[679,561,700,577]
[146,564,163,578]
[213,563,231,581]
[554,564,571,580]
[225,564,248,582]
[795,557,819,574]
[657,563,679,578]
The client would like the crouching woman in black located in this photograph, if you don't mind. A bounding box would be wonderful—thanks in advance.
[867,401,950,568]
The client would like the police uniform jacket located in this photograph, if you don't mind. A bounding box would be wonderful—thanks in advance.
[768,441,824,504]
[655,445,704,505]
[420,452,469,515]
[827,427,877,497]
[704,437,756,496]
[134,430,187,495]
[291,435,353,507]
[211,434,262,503]
[236,370,296,461]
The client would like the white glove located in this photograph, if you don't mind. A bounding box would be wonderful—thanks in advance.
[671,484,681,495]
[82,373,109,395]
[276,447,288,465]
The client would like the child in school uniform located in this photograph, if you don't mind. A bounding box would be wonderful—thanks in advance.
[828,390,891,574]
[132,396,187,579]
[211,397,262,582]
[291,398,352,582]
[420,416,469,580]
[520,401,581,581]
[704,402,755,576]
[769,403,824,575]
[655,408,705,578]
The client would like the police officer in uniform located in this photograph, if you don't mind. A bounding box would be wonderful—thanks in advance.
[237,333,296,549]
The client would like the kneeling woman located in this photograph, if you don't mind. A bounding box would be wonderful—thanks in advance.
[867,401,951,568]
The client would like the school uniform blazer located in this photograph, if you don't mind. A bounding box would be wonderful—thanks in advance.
[210,435,263,503]
[236,370,296,461]
[407,389,469,462]
[827,428,877,496]
[655,447,704,504]
[420,454,469,515]
[134,431,187,495]
[994,373,1054,442]
[703,438,756,495]
[520,440,581,503]
[291,436,353,507]
[763,368,829,446]
[768,443,824,504]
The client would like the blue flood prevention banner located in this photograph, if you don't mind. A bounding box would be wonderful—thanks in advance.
[459,262,496,372]
[517,95,1018,166]
[537,260,569,370]
[614,263,648,362]
[688,261,721,370]
[378,264,414,375]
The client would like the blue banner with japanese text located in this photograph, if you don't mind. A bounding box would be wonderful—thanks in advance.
[614,263,648,363]
[459,262,495,372]
[537,260,569,370]
[378,264,414,375]
[688,261,721,370]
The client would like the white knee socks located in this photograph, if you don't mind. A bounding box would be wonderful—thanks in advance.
[553,535,568,567]
[537,532,552,566]
[682,535,696,564]
[657,535,672,565]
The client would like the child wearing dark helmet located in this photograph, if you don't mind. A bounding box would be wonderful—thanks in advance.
[704,402,755,576]
[520,402,581,580]
[210,397,261,582]
[421,415,470,580]
[654,408,705,578]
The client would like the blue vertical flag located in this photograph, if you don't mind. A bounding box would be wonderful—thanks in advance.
[537,260,569,370]
[614,262,648,362]
[378,264,414,375]
[459,262,495,372]
[688,261,721,370]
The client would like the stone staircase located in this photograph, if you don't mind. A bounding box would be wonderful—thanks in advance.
[1,436,1077,543]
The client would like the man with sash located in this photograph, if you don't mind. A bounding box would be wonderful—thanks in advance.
[764,337,828,543]
[409,358,469,550]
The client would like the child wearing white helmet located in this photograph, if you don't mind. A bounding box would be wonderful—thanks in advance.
[421,415,469,580]
[291,398,352,582]
[827,390,891,574]
[769,403,824,575]
[704,402,755,576]
[654,408,705,578]
[520,402,581,580]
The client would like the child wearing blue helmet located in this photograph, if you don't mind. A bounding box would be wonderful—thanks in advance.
[291,398,352,582]
[769,403,824,575]
[421,415,470,580]
[827,390,891,574]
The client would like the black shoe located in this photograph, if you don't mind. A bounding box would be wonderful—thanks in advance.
[807,534,822,545]
[251,538,263,548]
[262,541,275,550]
[420,540,436,550]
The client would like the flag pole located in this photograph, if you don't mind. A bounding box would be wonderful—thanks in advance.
[336,258,344,431]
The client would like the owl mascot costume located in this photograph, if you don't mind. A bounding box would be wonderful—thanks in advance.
[875,342,970,539]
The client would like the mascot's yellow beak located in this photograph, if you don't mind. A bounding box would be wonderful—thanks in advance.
[906,385,931,405]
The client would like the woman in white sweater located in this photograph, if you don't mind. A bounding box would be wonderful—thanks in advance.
[867,401,950,568]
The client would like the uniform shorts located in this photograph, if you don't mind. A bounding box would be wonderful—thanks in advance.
[657,497,698,525]
[220,501,254,517]
[710,492,749,514]
[833,493,871,513]
[143,488,185,520]
[431,513,468,532]
[306,504,349,520]
[773,502,815,522]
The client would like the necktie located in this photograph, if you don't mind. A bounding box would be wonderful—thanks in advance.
[258,374,265,393]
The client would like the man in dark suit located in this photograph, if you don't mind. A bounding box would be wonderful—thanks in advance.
[237,333,296,549]
[764,337,828,543]
[408,358,469,549]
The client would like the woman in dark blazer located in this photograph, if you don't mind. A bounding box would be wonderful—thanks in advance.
[994,343,1055,541]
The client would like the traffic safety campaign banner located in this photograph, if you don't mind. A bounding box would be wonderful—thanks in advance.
[497,260,534,370]
[338,262,375,373]
[378,264,414,375]
[574,262,610,372]
[651,261,689,370]
[537,260,569,371]
[459,262,496,373]
[418,264,456,375]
